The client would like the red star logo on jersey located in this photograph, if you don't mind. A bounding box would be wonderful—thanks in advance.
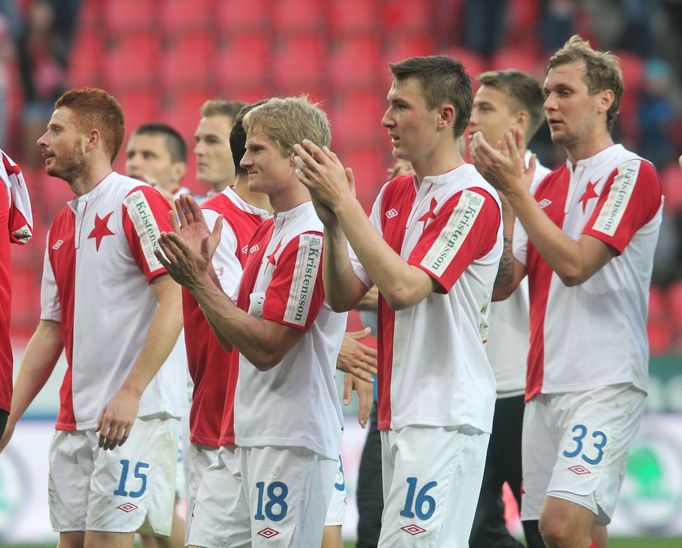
[418,197,438,229]
[88,212,115,251]
[578,180,600,213]
[266,241,282,265]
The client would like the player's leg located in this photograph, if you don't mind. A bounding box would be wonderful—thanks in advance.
[241,445,336,547]
[356,404,383,548]
[591,524,607,548]
[322,454,347,548]
[57,531,85,548]
[185,442,219,543]
[84,531,135,548]
[378,426,488,547]
[187,445,250,548]
[538,386,646,547]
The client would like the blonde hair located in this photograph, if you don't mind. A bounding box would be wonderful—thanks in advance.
[243,96,331,157]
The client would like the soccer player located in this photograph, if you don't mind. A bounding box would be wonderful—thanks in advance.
[294,55,503,547]
[1,88,186,548]
[470,36,663,548]
[467,69,550,548]
[0,149,32,439]
[125,121,192,548]
[158,97,347,547]
[194,99,245,198]
[126,122,190,202]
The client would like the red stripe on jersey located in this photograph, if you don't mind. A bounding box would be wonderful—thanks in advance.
[525,168,570,401]
[583,160,662,253]
[219,219,275,445]
[48,207,77,430]
[409,188,500,293]
[376,176,415,429]
[0,185,11,411]
[122,185,173,282]
[185,193,265,446]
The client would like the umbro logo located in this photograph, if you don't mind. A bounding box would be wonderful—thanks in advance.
[568,464,591,475]
[117,502,138,513]
[538,199,552,209]
[241,245,249,254]
[401,524,426,535]
[257,528,279,538]
[52,239,64,250]
[386,208,398,219]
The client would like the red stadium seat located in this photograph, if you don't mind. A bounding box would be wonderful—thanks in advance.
[68,29,104,88]
[330,36,383,89]
[385,34,436,65]
[216,0,270,33]
[382,0,435,34]
[272,34,326,91]
[160,33,216,91]
[271,0,326,34]
[443,47,486,79]
[159,0,213,33]
[103,33,161,90]
[116,89,163,134]
[330,90,385,147]
[328,0,379,35]
[104,0,156,34]
[647,320,672,355]
[162,90,214,138]
[667,281,682,327]
[616,51,645,141]
[489,50,541,78]
[660,163,682,214]
[648,284,666,322]
[10,266,41,331]
[339,146,392,209]
[216,34,271,90]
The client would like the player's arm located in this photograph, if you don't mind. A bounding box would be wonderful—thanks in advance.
[295,142,435,310]
[493,193,527,301]
[471,128,614,286]
[97,274,182,450]
[0,320,63,451]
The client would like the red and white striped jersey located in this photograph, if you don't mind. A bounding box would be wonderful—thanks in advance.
[184,187,269,447]
[513,145,663,399]
[0,151,32,412]
[41,173,186,431]
[352,165,503,433]
[222,201,346,460]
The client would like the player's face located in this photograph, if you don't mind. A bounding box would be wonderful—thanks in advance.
[241,128,292,197]
[36,107,88,182]
[382,77,440,164]
[469,85,518,147]
[125,133,177,191]
[543,60,602,150]
[194,115,235,187]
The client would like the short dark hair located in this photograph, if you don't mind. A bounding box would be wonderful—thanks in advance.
[389,55,473,138]
[55,88,124,162]
[546,35,623,131]
[133,123,188,163]
[478,70,546,141]
[230,100,268,176]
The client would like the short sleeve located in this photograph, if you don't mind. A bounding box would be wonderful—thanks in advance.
[122,185,173,282]
[583,159,662,254]
[262,232,325,331]
[409,189,501,292]
[203,208,241,300]
[512,217,529,266]
[40,238,61,321]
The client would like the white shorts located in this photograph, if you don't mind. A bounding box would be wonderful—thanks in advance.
[379,426,489,547]
[185,442,219,540]
[324,455,347,526]
[48,417,180,535]
[187,445,250,548]
[522,384,647,525]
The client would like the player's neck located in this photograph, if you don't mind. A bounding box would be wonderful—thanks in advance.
[413,141,465,187]
[69,162,113,196]
[233,175,271,212]
[566,132,614,166]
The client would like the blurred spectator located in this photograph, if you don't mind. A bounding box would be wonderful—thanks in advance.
[17,0,70,166]
[541,0,577,53]
[637,59,675,169]
[463,0,508,59]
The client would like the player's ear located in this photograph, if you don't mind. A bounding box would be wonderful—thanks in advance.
[515,110,530,132]
[596,89,615,116]
[437,103,455,129]
[85,129,100,152]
